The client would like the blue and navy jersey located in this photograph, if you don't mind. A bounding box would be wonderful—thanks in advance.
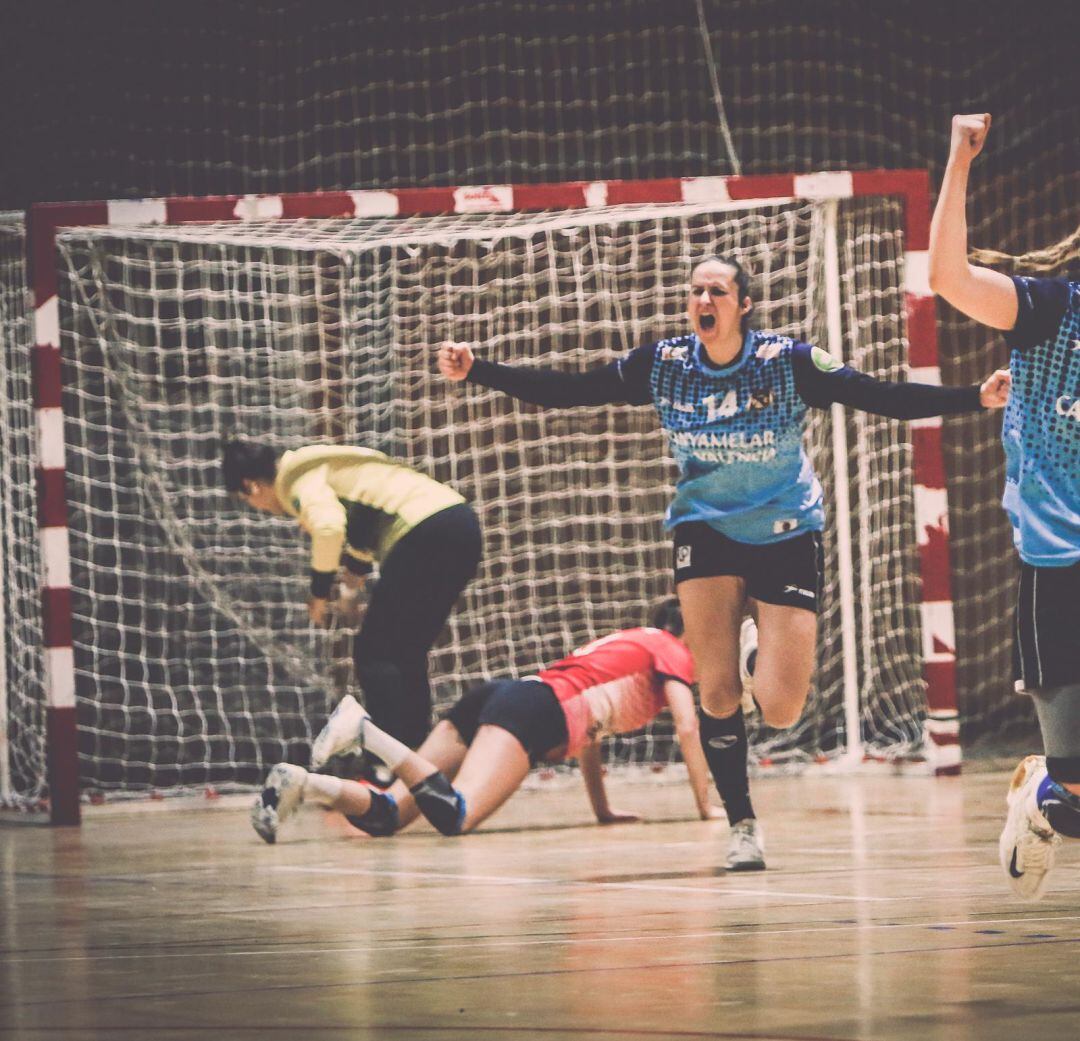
[618,332,821,542]
[1001,277,1080,566]
[466,331,982,546]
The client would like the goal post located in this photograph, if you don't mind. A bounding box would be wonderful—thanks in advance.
[7,171,959,823]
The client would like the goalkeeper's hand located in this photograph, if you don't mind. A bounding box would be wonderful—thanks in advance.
[308,597,330,626]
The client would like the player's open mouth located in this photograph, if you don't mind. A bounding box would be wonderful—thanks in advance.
[699,314,716,331]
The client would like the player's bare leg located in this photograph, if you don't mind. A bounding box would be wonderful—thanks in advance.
[678,576,763,869]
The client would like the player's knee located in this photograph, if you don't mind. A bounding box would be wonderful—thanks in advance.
[698,679,743,717]
[754,680,810,729]
[344,789,400,838]
[410,771,467,836]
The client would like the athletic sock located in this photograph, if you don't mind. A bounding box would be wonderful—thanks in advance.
[361,720,412,772]
[698,706,754,825]
[303,772,343,807]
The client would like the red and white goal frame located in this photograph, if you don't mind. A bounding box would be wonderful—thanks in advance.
[27,169,958,824]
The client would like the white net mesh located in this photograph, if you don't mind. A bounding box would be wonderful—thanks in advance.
[0,213,48,808]
[48,195,927,795]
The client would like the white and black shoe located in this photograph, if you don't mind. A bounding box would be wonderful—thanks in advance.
[251,763,308,844]
[726,817,766,871]
[999,755,1061,901]
[310,694,369,770]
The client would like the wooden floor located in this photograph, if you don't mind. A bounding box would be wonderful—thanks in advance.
[2,769,1078,1041]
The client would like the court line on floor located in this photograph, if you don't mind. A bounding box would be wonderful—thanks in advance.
[7,912,1080,966]
[269,864,899,902]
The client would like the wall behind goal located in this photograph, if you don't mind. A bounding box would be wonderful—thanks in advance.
[5,0,1077,743]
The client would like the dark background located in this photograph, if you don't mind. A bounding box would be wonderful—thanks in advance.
[2,0,1077,746]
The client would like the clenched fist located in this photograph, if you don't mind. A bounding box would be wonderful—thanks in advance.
[949,113,991,164]
[437,341,475,382]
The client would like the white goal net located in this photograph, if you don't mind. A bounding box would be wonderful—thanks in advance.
[26,193,925,798]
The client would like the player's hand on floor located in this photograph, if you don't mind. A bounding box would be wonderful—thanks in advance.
[596,808,641,825]
[700,804,726,821]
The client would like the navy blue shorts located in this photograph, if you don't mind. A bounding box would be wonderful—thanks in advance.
[443,678,568,764]
[672,523,823,613]
[1013,559,1080,690]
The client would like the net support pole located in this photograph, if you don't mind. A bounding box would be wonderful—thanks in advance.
[821,199,863,765]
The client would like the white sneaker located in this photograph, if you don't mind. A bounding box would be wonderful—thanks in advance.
[739,616,758,715]
[251,763,308,844]
[310,693,368,770]
[726,817,766,871]
[999,755,1061,901]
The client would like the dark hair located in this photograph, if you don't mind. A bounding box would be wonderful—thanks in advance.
[693,254,754,333]
[648,596,684,638]
[222,440,278,492]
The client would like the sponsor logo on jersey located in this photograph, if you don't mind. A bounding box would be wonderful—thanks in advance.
[748,389,774,410]
[676,545,692,568]
[810,345,844,373]
[660,344,690,361]
[755,341,784,361]
[1056,395,1080,422]
[773,518,798,534]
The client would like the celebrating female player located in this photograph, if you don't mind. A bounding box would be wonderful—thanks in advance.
[251,600,723,842]
[929,112,1080,900]
[438,256,1010,869]
[224,441,482,752]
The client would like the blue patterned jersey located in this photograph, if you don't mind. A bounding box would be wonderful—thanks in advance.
[466,331,982,547]
[618,331,821,543]
[1001,277,1080,566]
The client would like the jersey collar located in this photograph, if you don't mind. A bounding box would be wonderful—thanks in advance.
[693,330,755,377]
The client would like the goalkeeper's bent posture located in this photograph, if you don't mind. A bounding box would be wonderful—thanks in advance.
[251,599,723,842]
[223,441,482,750]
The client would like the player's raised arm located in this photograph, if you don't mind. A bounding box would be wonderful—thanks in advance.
[928,113,1018,330]
[437,340,653,408]
[791,343,1009,419]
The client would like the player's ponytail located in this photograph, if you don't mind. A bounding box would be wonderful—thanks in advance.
[693,254,754,333]
[969,225,1080,277]
[648,596,685,638]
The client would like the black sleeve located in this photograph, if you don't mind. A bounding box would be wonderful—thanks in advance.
[341,554,374,577]
[791,343,983,419]
[1004,277,1071,351]
[465,344,655,408]
[310,569,336,599]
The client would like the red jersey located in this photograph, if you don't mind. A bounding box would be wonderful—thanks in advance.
[537,628,696,759]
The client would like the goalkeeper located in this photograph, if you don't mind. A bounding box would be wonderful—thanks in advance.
[223,441,482,751]
[439,257,1009,870]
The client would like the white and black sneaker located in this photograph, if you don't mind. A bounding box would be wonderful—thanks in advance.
[310,693,369,770]
[999,755,1061,901]
[251,763,308,844]
[725,817,766,871]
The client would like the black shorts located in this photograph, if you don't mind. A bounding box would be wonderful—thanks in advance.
[1013,559,1080,691]
[672,522,823,613]
[443,678,569,764]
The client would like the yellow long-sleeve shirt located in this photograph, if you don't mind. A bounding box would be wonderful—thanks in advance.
[274,445,465,590]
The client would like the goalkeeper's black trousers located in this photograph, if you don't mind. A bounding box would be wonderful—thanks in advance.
[352,503,482,749]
